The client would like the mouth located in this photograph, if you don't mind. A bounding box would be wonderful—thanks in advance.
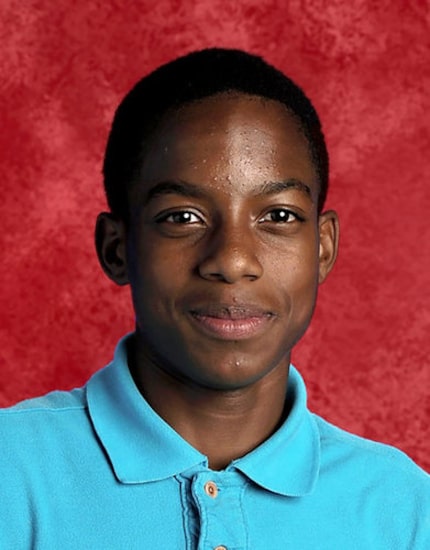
[188,304,275,340]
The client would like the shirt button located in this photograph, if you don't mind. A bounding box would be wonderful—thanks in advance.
[204,481,219,498]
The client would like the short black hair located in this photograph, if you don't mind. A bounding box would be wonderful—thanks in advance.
[103,48,329,219]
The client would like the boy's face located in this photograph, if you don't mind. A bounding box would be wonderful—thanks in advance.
[110,93,337,390]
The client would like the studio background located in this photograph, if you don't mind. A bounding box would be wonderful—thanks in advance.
[1,0,429,472]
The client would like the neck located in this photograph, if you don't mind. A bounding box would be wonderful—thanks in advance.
[128,337,291,470]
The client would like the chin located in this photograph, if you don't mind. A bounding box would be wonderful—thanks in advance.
[185,353,288,391]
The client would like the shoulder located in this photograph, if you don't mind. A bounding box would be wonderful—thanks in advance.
[312,414,430,547]
[0,386,96,547]
[0,387,89,454]
[0,387,86,425]
[314,413,429,481]
[1,387,86,414]
[313,413,430,511]
[0,386,95,499]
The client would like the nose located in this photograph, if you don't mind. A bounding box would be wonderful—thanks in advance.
[197,224,263,283]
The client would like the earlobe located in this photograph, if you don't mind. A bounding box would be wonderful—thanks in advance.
[318,210,339,284]
[95,213,129,286]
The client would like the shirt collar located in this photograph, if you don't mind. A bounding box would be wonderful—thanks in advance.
[230,365,320,496]
[87,335,206,484]
[87,334,320,496]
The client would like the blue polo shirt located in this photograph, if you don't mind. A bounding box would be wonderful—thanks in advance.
[1,335,429,549]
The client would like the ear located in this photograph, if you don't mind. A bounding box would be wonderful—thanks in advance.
[318,209,339,284]
[95,212,129,285]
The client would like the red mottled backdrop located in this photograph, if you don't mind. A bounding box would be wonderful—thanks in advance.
[1,1,429,471]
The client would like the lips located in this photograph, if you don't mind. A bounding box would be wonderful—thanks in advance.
[189,303,275,340]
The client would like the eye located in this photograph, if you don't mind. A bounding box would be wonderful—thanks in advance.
[157,210,202,224]
[258,208,302,224]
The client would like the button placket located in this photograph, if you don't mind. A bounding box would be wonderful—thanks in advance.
[192,471,247,550]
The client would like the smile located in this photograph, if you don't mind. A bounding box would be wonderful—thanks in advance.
[189,305,275,340]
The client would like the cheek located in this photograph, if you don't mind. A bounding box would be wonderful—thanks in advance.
[267,238,320,311]
[127,238,189,313]
[291,255,320,325]
[269,232,319,281]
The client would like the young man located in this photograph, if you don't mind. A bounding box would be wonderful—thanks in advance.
[1,49,429,549]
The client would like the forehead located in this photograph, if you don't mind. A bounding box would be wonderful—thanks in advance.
[135,93,319,201]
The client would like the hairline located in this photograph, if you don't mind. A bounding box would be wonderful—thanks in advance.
[103,49,329,222]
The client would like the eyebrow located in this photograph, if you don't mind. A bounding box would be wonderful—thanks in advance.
[144,180,207,203]
[142,177,313,204]
[255,179,313,200]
